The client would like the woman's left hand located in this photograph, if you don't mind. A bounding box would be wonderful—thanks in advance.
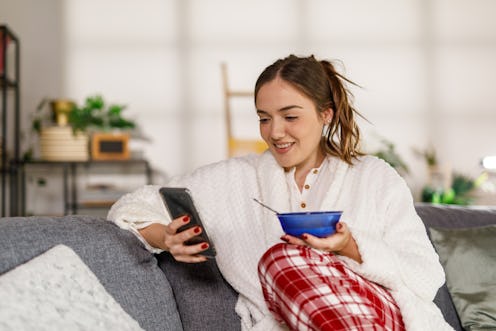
[281,222,362,263]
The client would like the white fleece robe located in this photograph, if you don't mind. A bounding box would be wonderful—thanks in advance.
[107,151,453,331]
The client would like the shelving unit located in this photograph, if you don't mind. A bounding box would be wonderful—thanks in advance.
[21,159,152,216]
[0,25,21,217]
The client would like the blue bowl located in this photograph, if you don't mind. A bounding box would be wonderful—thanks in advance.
[277,211,342,238]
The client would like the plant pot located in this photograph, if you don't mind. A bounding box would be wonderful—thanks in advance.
[40,126,89,161]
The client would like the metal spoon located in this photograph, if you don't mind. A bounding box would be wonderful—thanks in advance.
[252,198,279,214]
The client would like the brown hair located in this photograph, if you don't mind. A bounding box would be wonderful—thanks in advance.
[254,55,364,164]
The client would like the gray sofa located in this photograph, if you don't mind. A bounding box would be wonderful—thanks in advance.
[1,204,495,330]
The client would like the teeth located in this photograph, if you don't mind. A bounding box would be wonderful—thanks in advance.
[275,143,292,148]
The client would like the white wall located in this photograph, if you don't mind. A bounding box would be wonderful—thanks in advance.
[2,0,496,204]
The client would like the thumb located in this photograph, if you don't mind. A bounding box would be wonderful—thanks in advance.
[336,221,346,233]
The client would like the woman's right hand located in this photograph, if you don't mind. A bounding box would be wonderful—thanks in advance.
[138,215,209,263]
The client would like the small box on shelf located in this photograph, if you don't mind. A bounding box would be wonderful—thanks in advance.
[91,132,130,161]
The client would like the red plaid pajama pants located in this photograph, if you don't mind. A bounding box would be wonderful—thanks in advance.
[258,243,405,331]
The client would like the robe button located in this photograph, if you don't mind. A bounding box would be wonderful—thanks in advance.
[300,202,306,208]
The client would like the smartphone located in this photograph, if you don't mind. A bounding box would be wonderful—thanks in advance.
[159,187,216,258]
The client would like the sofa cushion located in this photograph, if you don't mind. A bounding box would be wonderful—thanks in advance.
[0,216,182,331]
[157,252,241,331]
[415,204,496,331]
[0,245,144,331]
[429,225,496,331]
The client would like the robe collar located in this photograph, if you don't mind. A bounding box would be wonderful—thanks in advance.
[255,151,350,246]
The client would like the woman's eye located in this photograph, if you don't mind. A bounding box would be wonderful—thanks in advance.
[285,116,298,121]
[259,118,270,123]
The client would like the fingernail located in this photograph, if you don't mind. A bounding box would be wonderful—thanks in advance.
[201,243,209,249]
[194,227,201,234]
[301,234,308,240]
[280,236,289,242]
[337,223,343,230]
[183,216,190,223]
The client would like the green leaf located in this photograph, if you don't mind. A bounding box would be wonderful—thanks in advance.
[32,119,42,134]
[373,139,409,174]
[67,95,135,133]
[86,95,104,109]
[108,104,124,116]
[451,173,474,196]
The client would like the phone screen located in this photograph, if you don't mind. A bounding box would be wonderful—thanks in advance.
[159,187,216,258]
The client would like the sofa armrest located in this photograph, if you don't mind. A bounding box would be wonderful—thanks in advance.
[416,203,496,229]
[415,203,496,331]
[0,216,182,331]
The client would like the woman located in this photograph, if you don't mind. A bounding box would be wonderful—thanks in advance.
[108,55,452,331]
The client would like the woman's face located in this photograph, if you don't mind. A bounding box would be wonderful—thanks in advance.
[256,78,332,172]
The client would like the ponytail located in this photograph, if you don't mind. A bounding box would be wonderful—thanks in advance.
[319,60,364,164]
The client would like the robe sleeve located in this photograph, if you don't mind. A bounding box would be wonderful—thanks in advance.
[340,161,445,301]
[106,184,171,254]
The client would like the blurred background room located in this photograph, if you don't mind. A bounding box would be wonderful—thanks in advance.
[1,0,495,216]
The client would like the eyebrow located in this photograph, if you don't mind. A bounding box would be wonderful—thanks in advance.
[256,105,303,115]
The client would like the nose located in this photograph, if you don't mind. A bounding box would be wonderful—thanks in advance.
[269,119,285,140]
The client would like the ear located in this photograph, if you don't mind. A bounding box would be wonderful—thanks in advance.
[321,108,333,124]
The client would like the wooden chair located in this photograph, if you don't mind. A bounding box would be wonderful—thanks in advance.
[221,62,267,157]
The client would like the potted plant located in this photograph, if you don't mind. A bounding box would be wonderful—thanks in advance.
[372,138,409,176]
[24,95,136,161]
[24,98,87,161]
[68,95,135,134]
[69,95,136,160]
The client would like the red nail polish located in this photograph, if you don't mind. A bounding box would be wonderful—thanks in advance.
[280,236,289,242]
[194,227,201,234]
[183,216,190,223]
[301,234,308,240]
[201,243,209,249]
[337,223,343,230]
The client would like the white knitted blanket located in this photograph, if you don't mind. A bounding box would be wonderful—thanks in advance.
[0,245,144,331]
[108,151,453,331]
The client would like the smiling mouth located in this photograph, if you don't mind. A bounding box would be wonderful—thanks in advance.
[273,142,294,152]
